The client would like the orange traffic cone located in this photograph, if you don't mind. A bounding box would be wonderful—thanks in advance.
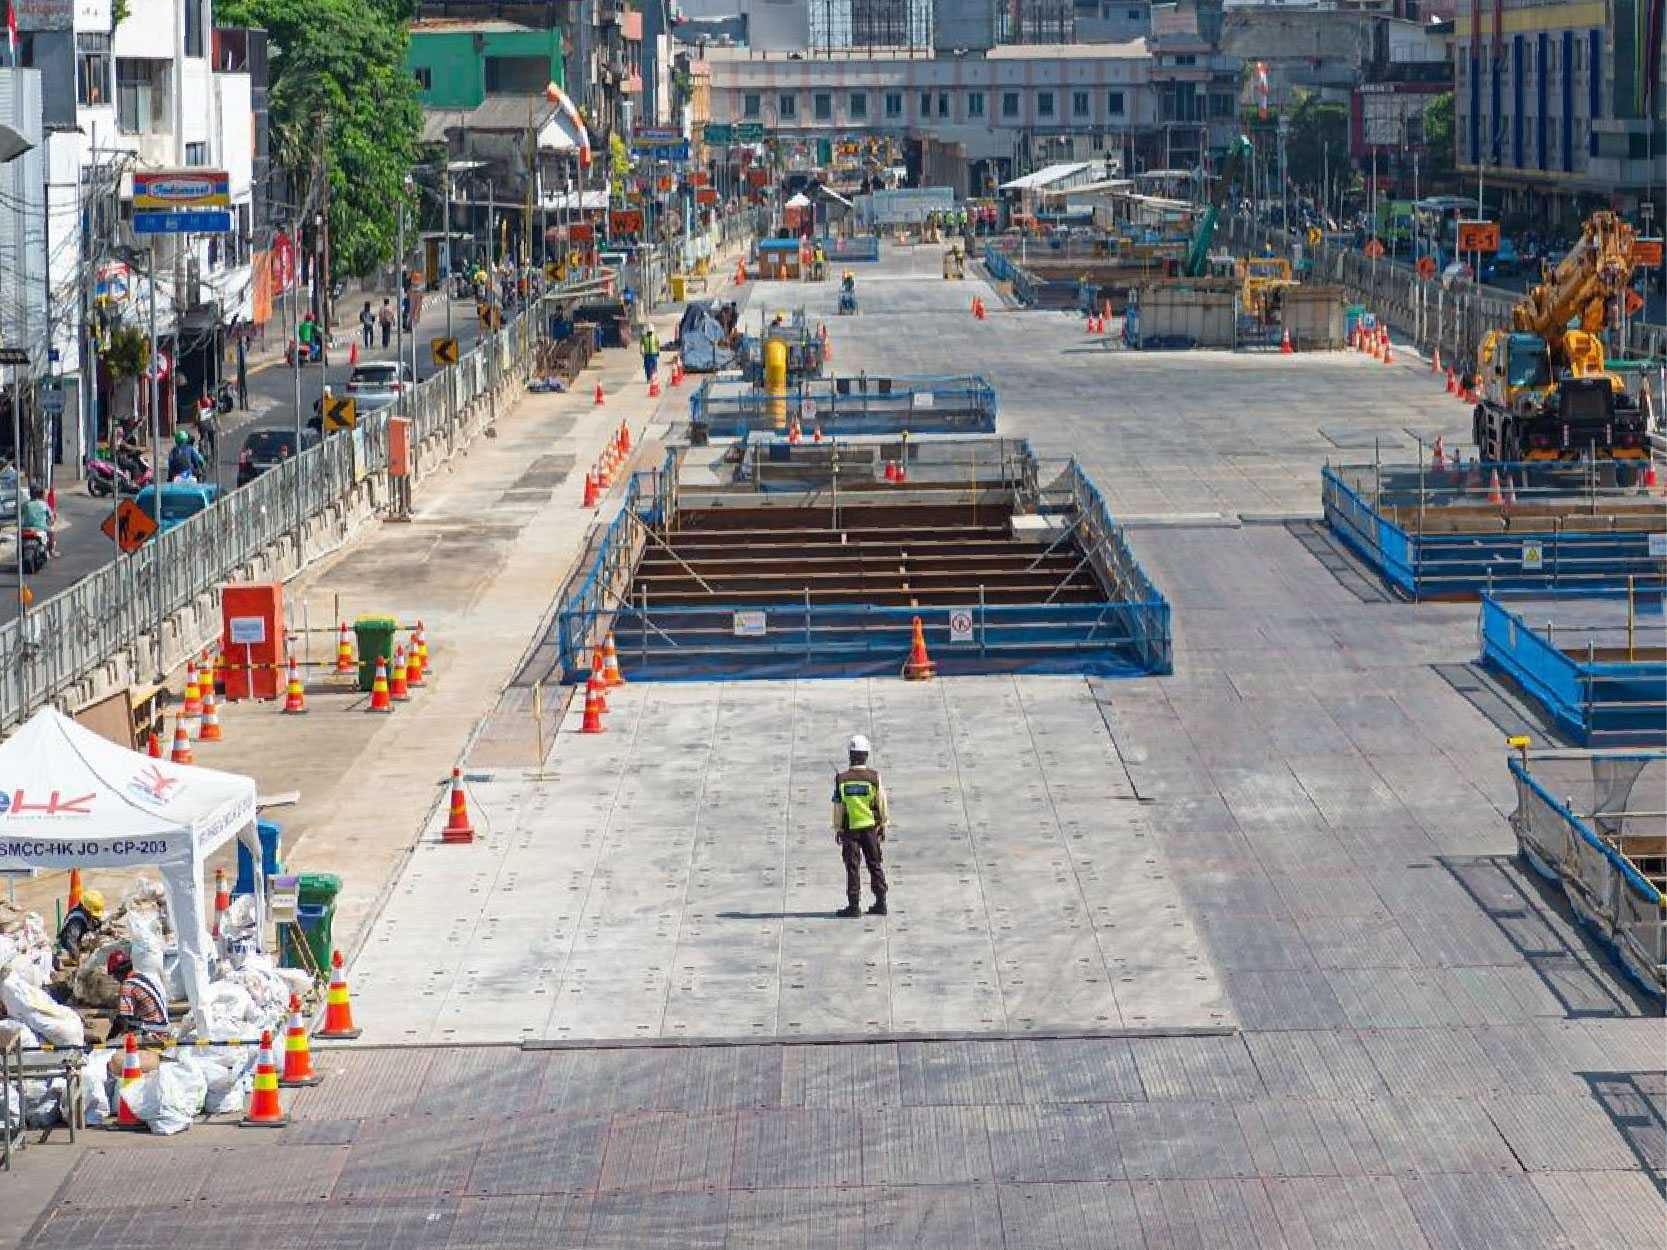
[182,661,203,721]
[618,419,631,454]
[1431,346,1442,374]
[788,418,802,445]
[367,657,393,713]
[240,1030,288,1127]
[390,644,411,701]
[1445,366,1457,395]
[170,719,194,765]
[1279,328,1294,354]
[349,340,359,367]
[198,685,223,741]
[589,647,609,711]
[582,470,599,507]
[1502,473,1517,508]
[335,621,355,674]
[115,1034,144,1129]
[648,376,661,398]
[812,426,823,444]
[415,620,432,679]
[316,950,362,1039]
[594,382,605,406]
[67,867,83,911]
[884,460,897,482]
[971,296,980,317]
[1642,461,1660,493]
[212,866,230,942]
[442,767,475,844]
[902,616,936,681]
[406,625,426,688]
[1381,331,1393,364]
[602,633,626,687]
[281,653,307,714]
[894,458,907,484]
[581,673,606,733]
[1487,469,1504,505]
[147,731,163,759]
[279,993,322,1087]
[736,259,747,283]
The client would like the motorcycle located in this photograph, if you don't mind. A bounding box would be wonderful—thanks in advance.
[85,447,152,498]
[20,527,49,575]
[215,380,236,414]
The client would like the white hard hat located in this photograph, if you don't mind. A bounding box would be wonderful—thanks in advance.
[847,734,871,756]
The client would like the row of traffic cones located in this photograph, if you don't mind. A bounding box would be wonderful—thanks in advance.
[884,458,909,484]
[1350,322,1394,364]
[582,420,633,507]
[112,949,362,1131]
[787,418,825,445]
[580,633,627,733]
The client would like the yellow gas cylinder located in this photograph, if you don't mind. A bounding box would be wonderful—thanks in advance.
[764,337,789,429]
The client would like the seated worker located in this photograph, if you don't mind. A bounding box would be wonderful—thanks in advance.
[56,889,105,958]
[841,271,855,294]
[106,950,170,1037]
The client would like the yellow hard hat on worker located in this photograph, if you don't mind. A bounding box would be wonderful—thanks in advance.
[80,889,106,919]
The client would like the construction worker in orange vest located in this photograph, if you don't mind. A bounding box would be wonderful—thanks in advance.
[833,734,889,917]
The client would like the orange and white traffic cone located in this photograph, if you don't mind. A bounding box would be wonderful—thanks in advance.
[1279,328,1293,354]
[648,376,661,398]
[349,340,359,367]
[1502,473,1517,509]
[279,993,323,1087]
[589,647,609,712]
[594,382,605,406]
[198,685,223,741]
[602,633,626,687]
[68,867,83,911]
[1641,460,1660,494]
[618,419,631,454]
[581,677,606,733]
[390,644,411,702]
[181,661,203,723]
[598,454,614,490]
[147,731,163,759]
[1431,436,1446,471]
[442,767,475,844]
[212,866,230,943]
[240,1030,288,1127]
[335,621,355,674]
[281,653,307,714]
[1381,331,1393,364]
[367,657,393,713]
[406,625,426,688]
[415,620,432,679]
[170,718,194,765]
[582,470,599,507]
[316,950,362,1039]
[1431,346,1442,374]
[902,616,936,681]
[1487,469,1504,505]
[115,1034,144,1129]
[1445,366,1458,395]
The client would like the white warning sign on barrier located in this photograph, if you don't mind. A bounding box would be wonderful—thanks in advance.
[1520,541,1544,571]
[1649,532,1667,558]
[949,608,974,643]
[732,610,767,638]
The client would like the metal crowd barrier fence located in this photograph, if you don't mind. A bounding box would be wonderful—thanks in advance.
[1322,461,1667,600]
[1063,458,1173,675]
[1480,590,1667,746]
[1508,745,1665,996]
[555,468,650,682]
[0,286,582,731]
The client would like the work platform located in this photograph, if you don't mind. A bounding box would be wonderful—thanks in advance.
[1323,459,1667,600]
[690,373,998,440]
[556,438,1171,682]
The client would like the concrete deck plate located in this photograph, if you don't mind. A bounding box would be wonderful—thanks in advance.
[350,675,1232,1043]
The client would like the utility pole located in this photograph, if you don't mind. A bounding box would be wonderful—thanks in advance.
[317,115,333,330]
[147,242,163,680]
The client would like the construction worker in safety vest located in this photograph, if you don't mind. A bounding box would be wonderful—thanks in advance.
[639,324,660,385]
[832,734,889,917]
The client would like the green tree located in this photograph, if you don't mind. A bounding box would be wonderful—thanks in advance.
[1423,92,1456,184]
[1283,93,1350,192]
[216,0,421,278]
[608,132,631,204]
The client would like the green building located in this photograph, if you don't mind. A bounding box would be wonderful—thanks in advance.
[408,19,565,109]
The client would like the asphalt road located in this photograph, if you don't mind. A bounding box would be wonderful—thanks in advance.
[0,292,479,626]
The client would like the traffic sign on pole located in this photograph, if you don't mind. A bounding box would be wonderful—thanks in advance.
[133,210,233,235]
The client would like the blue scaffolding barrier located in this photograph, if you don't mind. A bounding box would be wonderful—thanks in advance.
[691,374,998,439]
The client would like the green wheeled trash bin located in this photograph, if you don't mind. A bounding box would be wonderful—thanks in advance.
[353,615,399,692]
[280,872,343,975]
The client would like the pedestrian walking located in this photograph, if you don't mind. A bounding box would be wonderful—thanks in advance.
[378,298,394,348]
[359,300,375,348]
[639,324,659,384]
[832,734,889,917]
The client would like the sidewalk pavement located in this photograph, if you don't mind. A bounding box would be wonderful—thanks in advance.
[5,287,717,949]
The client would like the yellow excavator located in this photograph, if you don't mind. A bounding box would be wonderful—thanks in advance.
[1472,211,1650,465]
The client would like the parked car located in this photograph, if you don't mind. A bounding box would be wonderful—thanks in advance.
[237,427,321,486]
[132,482,221,533]
[346,360,413,396]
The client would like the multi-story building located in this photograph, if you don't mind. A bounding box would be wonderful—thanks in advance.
[3,0,256,476]
[706,41,1170,191]
[1454,0,1665,224]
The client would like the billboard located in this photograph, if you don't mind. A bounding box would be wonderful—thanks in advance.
[132,170,231,210]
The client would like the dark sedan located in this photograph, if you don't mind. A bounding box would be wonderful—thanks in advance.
[237,427,321,486]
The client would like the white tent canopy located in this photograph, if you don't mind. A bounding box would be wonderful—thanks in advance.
[0,708,260,1030]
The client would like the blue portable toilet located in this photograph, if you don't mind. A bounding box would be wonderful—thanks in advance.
[234,819,283,895]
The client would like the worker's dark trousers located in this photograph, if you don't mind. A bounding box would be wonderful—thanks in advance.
[840,828,886,903]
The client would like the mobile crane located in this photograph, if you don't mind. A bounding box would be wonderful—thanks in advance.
[1471,212,1651,466]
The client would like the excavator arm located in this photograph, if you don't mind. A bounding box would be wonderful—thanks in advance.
[1185,135,1254,278]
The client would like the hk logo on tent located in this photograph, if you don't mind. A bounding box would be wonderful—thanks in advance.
[127,766,182,807]
[0,789,97,817]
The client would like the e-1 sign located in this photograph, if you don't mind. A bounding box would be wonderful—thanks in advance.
[228,616,266,645]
